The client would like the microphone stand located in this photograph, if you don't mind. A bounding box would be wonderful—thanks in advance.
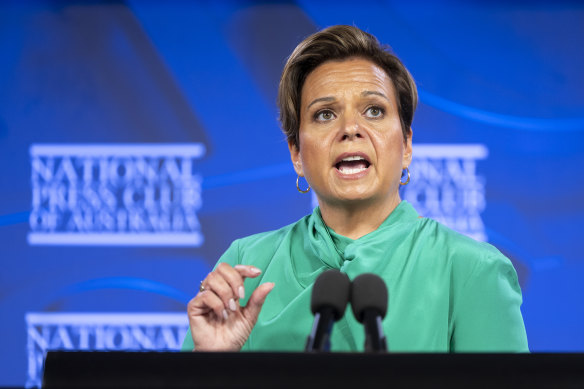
[305,307,335,352]
[363,311,387,352]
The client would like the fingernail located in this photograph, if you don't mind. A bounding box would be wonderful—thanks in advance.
[238,286,245,299]
[250,267,262,275]
[266,282,275,291]
[229,298,237,312]
[222,309,228,320]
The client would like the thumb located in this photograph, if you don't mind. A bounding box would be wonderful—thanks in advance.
[242,282,275,323]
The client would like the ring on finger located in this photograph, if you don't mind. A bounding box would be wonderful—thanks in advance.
[199,280,206,293]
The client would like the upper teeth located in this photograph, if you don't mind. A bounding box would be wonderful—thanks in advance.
[341,156,365,162]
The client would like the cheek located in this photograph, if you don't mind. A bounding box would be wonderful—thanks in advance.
[299,133,327,162]
[374,129,401,149]
[374,133,405,168]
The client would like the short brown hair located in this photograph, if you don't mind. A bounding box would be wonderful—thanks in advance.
[278,25,417,149]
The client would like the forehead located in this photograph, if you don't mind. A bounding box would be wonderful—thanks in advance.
[301,57,395,102]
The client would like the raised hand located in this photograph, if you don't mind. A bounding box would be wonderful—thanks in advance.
[187,263,275,351]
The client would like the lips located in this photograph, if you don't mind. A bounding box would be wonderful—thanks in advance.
[334,152,371,175]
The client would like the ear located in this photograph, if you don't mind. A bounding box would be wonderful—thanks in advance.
[402,128,413,168]
[288,140,304,176]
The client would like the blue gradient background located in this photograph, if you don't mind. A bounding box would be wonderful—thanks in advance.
[1,1,583,386]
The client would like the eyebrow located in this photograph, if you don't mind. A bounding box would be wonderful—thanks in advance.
[362,90,390,101]
[307,96,335,110]
[306,91,390,110]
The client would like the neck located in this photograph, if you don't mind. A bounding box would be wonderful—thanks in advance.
[318,194,402,240]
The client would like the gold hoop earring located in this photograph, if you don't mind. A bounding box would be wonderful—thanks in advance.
[296,174,311,193]
[400,167,410,186]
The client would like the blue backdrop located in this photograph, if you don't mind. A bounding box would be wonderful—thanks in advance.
[1,1,583,387]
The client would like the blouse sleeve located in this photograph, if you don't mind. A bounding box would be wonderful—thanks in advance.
[450,253,529,352]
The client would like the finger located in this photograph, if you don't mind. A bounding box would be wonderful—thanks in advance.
[215,263,247,301]
[233,265,263,299]
[242,282,275,324]
[234,264,263,279]
[189,291,228,321]
[204,271,239,312]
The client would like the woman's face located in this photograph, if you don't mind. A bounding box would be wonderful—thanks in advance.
[289,57,412,209]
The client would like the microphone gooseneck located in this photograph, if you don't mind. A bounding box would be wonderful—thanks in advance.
[351,273,389,352]
[305,270,351,352]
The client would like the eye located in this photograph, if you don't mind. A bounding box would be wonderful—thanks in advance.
[315,110,335,122]
[365,106,384,118]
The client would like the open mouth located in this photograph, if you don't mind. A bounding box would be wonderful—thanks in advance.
[334,155,371,175]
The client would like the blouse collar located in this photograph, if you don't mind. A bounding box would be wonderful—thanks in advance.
[308,201,420,269]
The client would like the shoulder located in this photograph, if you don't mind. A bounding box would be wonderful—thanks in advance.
[414,217,516,282]
[237,214,310,251]
[218,213,311,267]
[421,221,529,351]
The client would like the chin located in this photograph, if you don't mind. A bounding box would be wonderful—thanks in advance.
[328,191,376,205]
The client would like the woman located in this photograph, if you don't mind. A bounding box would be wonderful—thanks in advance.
[183,25,528,352]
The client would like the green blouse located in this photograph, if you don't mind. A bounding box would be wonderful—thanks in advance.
[182,201,528,352]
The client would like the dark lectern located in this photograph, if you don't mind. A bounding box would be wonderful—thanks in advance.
[42,351,584,388]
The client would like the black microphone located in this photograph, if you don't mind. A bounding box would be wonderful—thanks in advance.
[305,269,351,352]
[351,273,389,352]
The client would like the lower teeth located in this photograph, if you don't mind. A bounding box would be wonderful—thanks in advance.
[339,167,366,174]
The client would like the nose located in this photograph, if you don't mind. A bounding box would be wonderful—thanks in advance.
[339,111,364,141]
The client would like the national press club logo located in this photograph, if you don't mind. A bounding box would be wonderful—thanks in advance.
[28,143,205,246]
[25,313,188,388]
[403,144,488,241]
[25,143,204,387]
